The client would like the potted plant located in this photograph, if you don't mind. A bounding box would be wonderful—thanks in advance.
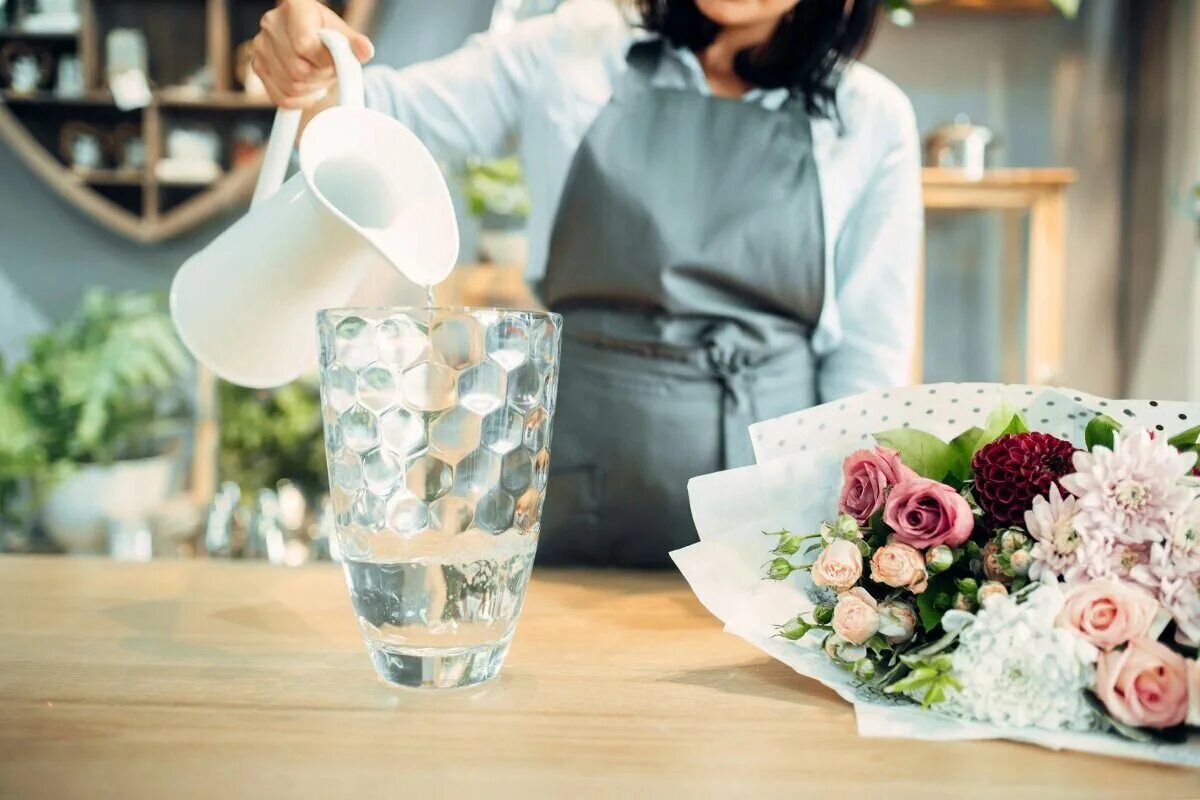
[217,376,326,498]
[0,289,190,553]
[465,154,531,267]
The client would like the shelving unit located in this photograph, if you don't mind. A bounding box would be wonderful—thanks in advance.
[911,0,1058,13]
[0,0,376,242]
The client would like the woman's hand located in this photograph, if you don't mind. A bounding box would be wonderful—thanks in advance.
[252,0,375,109]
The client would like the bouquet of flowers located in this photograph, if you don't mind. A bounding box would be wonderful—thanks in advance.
[673,384,1200,765]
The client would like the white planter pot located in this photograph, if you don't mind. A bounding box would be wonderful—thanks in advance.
[41,454,178,554]
[478,229,529,268]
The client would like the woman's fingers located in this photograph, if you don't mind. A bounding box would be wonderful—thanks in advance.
[253,0,372,109]
[251,35,329,109]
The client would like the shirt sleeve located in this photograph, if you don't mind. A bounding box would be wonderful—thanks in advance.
[818,95,924,402]
[362,15,559,161]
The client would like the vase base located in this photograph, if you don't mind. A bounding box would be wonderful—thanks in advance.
[366,640,510,689]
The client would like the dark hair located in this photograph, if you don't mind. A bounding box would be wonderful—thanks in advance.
[637,0,882,118]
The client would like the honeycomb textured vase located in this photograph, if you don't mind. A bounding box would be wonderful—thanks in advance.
[317,307,563,560]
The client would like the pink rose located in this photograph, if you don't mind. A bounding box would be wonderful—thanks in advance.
[810,539,863,592]
[1057,580,1163,651]
[1188,660,1200,727]
[869,542,928,594]
[883,478,974,549]
[1095,637,1188,729]
[832,587,880,645]
[838,447,919,525]
[1188,659,1200,727]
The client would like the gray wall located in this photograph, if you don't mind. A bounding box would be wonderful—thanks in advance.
[865,4,1130,395]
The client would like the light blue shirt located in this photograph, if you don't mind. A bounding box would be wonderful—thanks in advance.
[364,0,923,401]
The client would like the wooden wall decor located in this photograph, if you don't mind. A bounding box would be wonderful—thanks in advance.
[0,0,376,243]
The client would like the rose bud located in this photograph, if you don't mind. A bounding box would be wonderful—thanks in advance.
[854,658,877,680]
[767,557,797,581]
[951,592,975,611]
[772,532,806,556]
[830,514,862,541]
[822,633,867,665]
[1009,548,1032,578]
[812,603,835,626]
[956,577,979,597]
[925,545,954,574]
[778,615,811,640]
[877,601,918,644]
[977,581,1009,606]
[998,528,1028,551]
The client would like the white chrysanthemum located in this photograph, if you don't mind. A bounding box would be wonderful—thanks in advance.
[939,586,1098,731]
[1060,428,1195,547]
[1025,485,1082,583]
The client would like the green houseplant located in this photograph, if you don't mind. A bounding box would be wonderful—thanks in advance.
[465,155,531,266]
[0,289,190,550]
[218,376,327,499]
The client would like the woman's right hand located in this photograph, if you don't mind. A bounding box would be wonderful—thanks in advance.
[252,0,375,109]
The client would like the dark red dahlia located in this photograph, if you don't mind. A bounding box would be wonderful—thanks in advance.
[971,432,1076,527]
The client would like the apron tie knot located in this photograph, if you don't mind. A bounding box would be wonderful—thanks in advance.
[704,343,759,469]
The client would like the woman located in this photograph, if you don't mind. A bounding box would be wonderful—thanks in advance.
[253,0,922,567]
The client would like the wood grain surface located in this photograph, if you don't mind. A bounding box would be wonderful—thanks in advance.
[0,557,1194,799]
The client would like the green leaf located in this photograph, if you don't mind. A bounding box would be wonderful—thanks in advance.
[1168,424,1200,450]
[916,572,957,633]
[947,426,984,481]
[1086,414,1122,451]
[873,428,954,481]
[974,401,1030,454]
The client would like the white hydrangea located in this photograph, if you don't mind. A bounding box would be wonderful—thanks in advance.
[940,586,1099,731]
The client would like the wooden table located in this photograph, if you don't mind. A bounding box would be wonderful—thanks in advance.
[0,557,1193,799]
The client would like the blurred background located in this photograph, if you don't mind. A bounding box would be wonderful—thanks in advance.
[0,0,1196,561]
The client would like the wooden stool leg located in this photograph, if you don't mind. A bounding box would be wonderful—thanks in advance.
[1000,209,1025,384]
[1026,191,1067,385]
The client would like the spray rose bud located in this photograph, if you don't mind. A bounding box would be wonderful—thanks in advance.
[813,603,835,626]
[951,592,975,611]
[830,514,862,541]
[877,601,918,644]
[925,545,954,574]
[767,557,797,581]
[773,532,807,556]
[978,581,1009,606]
[778,615,811,640]
[822,633,867,665]
[955,577,979,597]
[1009,548,1032,578]
[998,528,1028,551]
[854,658,877,680]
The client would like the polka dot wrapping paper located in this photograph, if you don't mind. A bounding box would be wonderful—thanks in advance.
[750,382,1200,464]
[675,383,1200,766]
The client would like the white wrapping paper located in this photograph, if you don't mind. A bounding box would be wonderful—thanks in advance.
[673,383,1200,767]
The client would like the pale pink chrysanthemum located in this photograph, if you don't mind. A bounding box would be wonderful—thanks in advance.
[1059,428,1196,546]
[1025,484,1083,583]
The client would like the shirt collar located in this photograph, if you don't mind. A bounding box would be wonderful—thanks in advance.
[627,31,791,111]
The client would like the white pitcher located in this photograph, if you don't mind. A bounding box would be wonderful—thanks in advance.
[170,29,459,389]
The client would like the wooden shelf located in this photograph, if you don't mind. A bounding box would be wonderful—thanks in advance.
[155,87,273,110]
[0,0,377,242]
[1,89,115,106]
[0,28,80,41]
[71,167,146,186]
[911,0,1058,13]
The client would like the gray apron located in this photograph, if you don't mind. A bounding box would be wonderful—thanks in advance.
[538,40,825,567]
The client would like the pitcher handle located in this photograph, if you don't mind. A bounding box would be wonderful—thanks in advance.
[251,28,365,208]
